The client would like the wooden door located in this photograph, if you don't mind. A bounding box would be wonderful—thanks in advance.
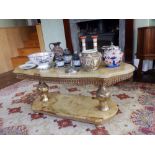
[63,19,73,52]
[124,19,133,63]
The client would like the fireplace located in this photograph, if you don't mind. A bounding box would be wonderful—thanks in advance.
[69,19,125,53]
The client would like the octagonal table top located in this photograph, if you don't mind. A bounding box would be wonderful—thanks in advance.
[14,63,134,78]
[14,63,135,86]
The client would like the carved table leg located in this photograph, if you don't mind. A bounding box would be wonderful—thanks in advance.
[37,80,49,103]
[137,59,143,80]
[96,85,111,111]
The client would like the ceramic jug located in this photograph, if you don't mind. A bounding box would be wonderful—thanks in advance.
[49,42,64,60]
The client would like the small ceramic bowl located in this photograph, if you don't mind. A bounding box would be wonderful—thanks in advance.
[28,52,54,69]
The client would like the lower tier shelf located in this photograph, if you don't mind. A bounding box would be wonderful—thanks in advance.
[32,93,118,126]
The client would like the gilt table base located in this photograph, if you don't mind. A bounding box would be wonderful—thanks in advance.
[14,63,134,126]
[32,93,118,126]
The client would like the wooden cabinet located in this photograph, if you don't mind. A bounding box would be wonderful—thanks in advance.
[137,27,155,77]
[137,27,155,59]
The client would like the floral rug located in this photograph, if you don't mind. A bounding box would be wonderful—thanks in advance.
[0,80,155,135]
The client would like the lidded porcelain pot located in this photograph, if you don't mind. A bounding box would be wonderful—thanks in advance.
[103,43,123,68]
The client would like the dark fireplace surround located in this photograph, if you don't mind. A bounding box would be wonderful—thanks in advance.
[69,19,125,53]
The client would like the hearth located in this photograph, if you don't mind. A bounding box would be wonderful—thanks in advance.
[78,19,119,50]
[69,19,125,53]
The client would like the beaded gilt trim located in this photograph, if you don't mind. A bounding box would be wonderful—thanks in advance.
[16,72,133,86]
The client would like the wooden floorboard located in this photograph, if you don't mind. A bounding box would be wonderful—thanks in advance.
[0,70,22,89]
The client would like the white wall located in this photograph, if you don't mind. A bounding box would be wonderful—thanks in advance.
[0,19,27,27]
[149,19,155,26]
[41,19,66,51]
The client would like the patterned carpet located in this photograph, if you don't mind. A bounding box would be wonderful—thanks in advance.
[0,80,155,135]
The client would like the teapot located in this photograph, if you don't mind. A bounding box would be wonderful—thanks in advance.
[103,44,123,68]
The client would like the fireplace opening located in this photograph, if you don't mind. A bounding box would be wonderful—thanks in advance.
[77,19,119,51]
[69,19,125,53]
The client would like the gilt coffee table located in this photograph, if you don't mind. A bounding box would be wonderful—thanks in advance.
[14,63,135,126]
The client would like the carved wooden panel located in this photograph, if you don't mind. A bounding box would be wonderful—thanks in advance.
[137,27,155,59]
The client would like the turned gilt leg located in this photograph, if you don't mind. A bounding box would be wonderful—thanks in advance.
[37,80,49,103]
[96,85,111,111]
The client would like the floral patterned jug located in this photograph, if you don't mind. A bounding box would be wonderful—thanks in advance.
[49,42,64,60]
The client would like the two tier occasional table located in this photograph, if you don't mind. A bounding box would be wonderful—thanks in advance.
[14,63,135,126]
